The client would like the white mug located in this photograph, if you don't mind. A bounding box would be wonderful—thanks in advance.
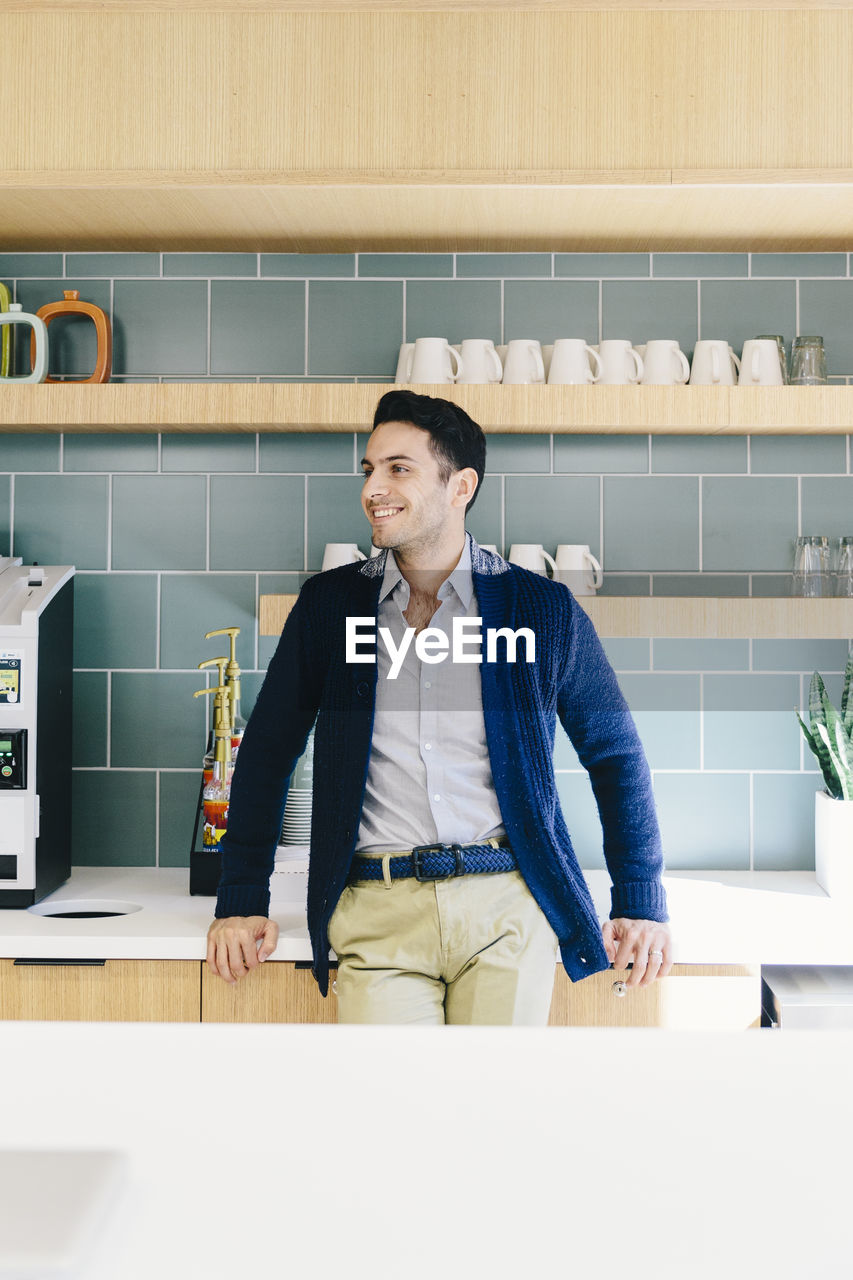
[394,342,415,382]
[640,339,690,386]
[502,340,546,385]
[555,544,603,596]
[407,337,463,383]
[739,339,784,386]
[689,339,741,386]
[457,338,503,384]
[547,339,603,385]
[322,542,367,571]
[597,339,644,385]
[508,543,557,575]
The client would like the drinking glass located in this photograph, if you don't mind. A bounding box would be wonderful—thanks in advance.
[790,336,827,385]
[834,536,853,597]
[792,535,831,597]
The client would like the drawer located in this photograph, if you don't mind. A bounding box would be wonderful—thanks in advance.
[0,958,201,1022]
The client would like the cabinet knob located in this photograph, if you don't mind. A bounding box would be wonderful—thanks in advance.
[612,980,627,997]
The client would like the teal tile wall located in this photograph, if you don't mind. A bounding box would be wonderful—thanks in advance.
[2,251,852,873]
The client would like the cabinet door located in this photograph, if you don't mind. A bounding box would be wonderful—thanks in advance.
[0,959,201,1021]
[548,964,761,1029]
[201,961,338,1023]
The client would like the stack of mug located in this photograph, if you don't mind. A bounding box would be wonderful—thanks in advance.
[395,334,828,386]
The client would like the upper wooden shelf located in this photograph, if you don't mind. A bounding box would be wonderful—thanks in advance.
[258,594,853,639]
[1,383,853,435]
[6,170,853,253]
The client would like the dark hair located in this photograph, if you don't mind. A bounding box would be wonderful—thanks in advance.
[371,389,486,512]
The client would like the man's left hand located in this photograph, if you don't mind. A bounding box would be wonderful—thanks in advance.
[601,918,673,987]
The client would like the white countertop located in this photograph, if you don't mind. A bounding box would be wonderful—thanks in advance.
[2,863,853,965]
[0,1020,850,1279]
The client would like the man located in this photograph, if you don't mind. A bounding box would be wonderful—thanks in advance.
[207,389,672,1024]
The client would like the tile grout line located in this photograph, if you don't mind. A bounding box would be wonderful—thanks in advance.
[304,474,309,572]
[155,769,160,867]
[156,572,162,669]
[304,279,310,376]
[106,473,113,571]
[106,670,112,768]
[748,771,755,871]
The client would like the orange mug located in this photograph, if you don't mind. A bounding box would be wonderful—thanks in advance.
[33,290,112,383]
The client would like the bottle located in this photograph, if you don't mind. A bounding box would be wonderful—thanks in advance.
[192,683,233,852]
[197,656,228,786]
[205,626,246,757]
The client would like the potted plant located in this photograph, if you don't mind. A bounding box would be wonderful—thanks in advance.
[796,652,853,898]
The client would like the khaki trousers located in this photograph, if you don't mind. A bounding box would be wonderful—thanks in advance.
[327,865,560,1025]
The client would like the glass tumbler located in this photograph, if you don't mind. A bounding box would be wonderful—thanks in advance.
[834,536,853,597]
[790,336,827,385]
[792,535,831,597]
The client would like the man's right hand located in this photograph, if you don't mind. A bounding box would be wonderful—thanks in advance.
[206,916,280,984]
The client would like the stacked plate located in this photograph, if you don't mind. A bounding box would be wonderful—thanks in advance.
[280,731,314,846]
[280,787,312,845]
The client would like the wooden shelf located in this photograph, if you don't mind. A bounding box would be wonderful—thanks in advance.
[3,383,853,434]
[259,594,853,639]
[6,170,853,253]
[580,597,853,640]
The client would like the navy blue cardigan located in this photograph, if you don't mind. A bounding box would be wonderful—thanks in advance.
[215,537,668,996]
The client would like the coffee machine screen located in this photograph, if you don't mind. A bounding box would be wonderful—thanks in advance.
[0,728,25,788]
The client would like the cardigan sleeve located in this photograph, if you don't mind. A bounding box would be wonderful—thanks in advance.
[214,583,326,920]
[555,593,669,923]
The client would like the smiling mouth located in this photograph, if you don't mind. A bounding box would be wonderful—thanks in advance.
[370,507,403,521]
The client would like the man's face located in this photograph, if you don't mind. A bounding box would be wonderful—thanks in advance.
[361,420,462,555]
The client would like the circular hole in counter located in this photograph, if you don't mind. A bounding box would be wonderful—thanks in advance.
[27,899,143,919]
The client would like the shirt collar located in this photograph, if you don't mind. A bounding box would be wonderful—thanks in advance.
[378,532,474,609]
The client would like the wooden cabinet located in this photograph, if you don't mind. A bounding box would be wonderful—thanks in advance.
[3,5,853,249]
[0,956,759,1027]
[549,964,761,1030]
[0,958,200,1022]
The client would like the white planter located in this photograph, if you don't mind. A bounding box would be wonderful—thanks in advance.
[815,789,853,898]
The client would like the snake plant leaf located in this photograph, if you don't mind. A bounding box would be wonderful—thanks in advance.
[799,710,839,794]
[809,670,830,731]
[816,721,849,799]
[842,650,853,735]
[833,715,853,786]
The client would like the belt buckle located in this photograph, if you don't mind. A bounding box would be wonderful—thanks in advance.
[412,843,465,881]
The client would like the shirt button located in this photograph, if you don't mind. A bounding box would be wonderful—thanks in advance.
[579,956,587,965]
[433,794,441,802]
[424,681,431,689]
[424,743,432,751]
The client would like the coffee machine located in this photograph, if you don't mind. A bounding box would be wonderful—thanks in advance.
[0,559,74,906]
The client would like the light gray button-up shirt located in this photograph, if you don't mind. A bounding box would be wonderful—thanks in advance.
[355,535,506,853]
